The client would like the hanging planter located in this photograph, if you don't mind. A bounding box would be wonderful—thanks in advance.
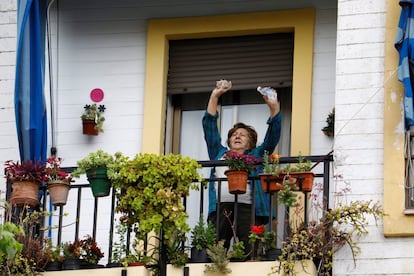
[259,173,286,193]
[47,179,70,206]
[44,156,73,206]
[224,169,248,194]
[4,160,45,208]
[86,167,111,197]
[72,150,116,197]
[287,172,315,192]
[10,180,40,207]
[82,119,99,136]
[81,104,105,136]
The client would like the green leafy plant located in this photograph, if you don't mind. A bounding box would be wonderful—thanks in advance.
[321,108,334,137]
[262,150,281,175]
[277,177,299,207]
[112,153,202,271]
[223,151,259,171]
[81,103,106,133]
[275,200,385,276]
[205,240,231,274]
[71,150,116,177]
[282,152,312,173]
[111,220,127,265]
[190,215,216,251]
[113,153,202,239]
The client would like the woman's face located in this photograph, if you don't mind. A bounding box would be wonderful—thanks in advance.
[228,128,250,153]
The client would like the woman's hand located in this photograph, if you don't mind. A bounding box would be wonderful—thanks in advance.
[211,80,232,98]
[262,88,280,118]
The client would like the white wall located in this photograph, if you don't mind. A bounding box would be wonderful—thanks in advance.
[0,0,19,196]
[333,0,414,275]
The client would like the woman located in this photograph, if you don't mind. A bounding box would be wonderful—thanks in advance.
[202,80,282,256]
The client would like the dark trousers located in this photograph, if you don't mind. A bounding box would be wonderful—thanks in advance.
[208,202,265,258]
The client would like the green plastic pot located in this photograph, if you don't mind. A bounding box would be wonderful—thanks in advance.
[86,167,111,197]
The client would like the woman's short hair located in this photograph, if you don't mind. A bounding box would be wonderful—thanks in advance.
[227,122,258,150]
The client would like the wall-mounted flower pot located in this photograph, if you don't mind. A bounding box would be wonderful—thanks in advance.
[9,180,40,207]
[82,119,99,136]
[224,170,248,194]
[47,179,70,206]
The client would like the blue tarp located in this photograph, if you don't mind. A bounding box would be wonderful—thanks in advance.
[14,0,48,162]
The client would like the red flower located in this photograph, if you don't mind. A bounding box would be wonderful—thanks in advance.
[250,225,265,235]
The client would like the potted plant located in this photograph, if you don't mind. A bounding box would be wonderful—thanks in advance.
[62,240,81,270]
[79,235,104,268]
[71,150,117,197]
[81,103,105,135]
[44,156,73,206]
[44,241,64,271]
[281,153,315,192]
[4,159,46,207]
[259,151,285,193]
[321,108,334,137]
[190,215,216,263]
[111,153,203,270]
[223,151,259,194]
[205,240,231,274]
[107,219,127,267]
[274,200,384,276]
[248,225,280,260]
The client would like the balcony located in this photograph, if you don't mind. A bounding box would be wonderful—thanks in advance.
[5,153,333,276]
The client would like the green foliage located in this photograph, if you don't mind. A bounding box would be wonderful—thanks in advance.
[262,151,281,175]
[190,215,216,251]
[227,241,245,260]
[277,179,299,207]
[0,202,52,275]
[205,240,231,274]
[321,108,334,137]
[282,152,312,173]
[0,222,24,261]
[113,153,202,240]
[71,150,117,177]
[275,200,385,276]
[81,103,105,132]
[111,220,127,264]
[166,231,189,267]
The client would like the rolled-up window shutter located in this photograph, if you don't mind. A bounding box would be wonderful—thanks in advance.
[167,33,294,95]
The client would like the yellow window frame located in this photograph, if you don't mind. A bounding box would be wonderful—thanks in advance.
[142,9,315,155]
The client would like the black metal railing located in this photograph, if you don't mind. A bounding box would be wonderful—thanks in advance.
[4,153,334,275]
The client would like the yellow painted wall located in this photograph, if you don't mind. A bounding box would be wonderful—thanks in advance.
[383,0,414,236]
[142,9,315,155]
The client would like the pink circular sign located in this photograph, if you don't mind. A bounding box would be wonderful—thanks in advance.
[90,88,104,103]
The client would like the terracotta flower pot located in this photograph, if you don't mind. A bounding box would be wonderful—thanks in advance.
[47,179,71,206]
[82,119,99,136]
[259,173,286,193]
[224,170,248,194]
[287,172,315,192]
[9,180,40,207]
